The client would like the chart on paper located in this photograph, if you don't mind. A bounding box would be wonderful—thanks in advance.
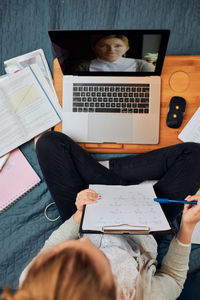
[8,85,40,112]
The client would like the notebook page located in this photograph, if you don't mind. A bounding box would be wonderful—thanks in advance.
[178,107,200,142]
[4,49,54,93]
[82,184,170,232]
[0,65,61,156]
[0,148,40,212]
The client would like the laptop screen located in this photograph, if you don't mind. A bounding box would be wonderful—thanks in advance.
[48,29,170,76]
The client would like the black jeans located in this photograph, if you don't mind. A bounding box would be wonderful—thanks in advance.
[36,131,200,223]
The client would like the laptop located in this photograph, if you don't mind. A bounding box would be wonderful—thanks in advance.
[48,29,170,144]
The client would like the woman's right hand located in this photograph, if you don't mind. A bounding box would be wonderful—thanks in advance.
[177,195,200,244]
[181,195,200,228]
[73,189,100,224]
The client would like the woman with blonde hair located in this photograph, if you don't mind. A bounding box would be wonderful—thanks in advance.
[2,131,200,299]
[2,237,116,300]
[75,34,154,72]
[2,191,200,300]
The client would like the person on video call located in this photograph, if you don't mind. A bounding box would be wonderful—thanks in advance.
[75,34,154,72]
[3,131,200,300]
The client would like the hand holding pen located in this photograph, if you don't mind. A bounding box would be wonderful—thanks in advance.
[155,194,200,244]
[154,195,200,226]
[177,195,200,244]
[181,195,200,228]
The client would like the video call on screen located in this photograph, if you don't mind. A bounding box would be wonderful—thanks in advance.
[51,32,164,74]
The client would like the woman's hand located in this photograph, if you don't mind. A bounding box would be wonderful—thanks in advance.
[75,189,100,211]
[181,195,200,227]
[73,189,100,224]
[177,195,200,244]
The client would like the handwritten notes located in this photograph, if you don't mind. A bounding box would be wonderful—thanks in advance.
[81,184,170,233]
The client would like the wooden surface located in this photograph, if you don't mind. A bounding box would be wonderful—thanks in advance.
[53,56,200,153]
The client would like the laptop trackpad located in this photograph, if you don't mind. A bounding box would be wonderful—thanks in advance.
[88,114,133,143]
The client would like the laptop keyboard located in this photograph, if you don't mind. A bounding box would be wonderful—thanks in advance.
[72,83,150,114]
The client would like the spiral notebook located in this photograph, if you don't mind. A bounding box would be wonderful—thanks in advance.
[0,148,40,213]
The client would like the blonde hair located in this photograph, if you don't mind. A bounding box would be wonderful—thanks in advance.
[92,34,130,48]
[1,244,116,300]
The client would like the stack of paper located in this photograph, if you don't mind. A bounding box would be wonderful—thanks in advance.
[178,107,200,143]
[4,49,55,94]
[0,50,62,161]
[0,63,62,157]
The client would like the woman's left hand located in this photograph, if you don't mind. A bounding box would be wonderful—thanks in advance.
[73,189,100,224]
[75,189,100,211]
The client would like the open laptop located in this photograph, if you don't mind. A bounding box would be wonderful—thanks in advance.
[49,29,170,144]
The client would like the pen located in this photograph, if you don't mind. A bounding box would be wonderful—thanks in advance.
[154,198,197,205]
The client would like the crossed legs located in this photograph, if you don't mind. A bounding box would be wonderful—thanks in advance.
[36,131,200,222]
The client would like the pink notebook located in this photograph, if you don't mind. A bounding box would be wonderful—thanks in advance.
[0,148,41,213]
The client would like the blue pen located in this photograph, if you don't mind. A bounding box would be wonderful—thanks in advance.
[154,198,197,205]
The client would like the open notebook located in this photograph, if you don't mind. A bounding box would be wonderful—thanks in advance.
[0,148,40,213]
[80,184,171,234]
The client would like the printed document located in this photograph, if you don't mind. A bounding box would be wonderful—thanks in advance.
[0,64,62,157]
[4,49,55,94]
[178,107,200,143]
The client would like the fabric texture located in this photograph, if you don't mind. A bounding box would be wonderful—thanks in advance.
[1,135,200,300]
[0,140,62,292]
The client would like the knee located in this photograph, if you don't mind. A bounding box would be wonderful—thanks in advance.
[184,142,200,153]
[183,142,200,161]
[36,131,73,157]
[36,131,56,152]
[36,131,54,160]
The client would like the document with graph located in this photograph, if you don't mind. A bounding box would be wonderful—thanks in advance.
[80,184,171,234]
[0,64,62,157]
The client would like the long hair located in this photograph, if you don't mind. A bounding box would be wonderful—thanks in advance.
[1,243,116,300]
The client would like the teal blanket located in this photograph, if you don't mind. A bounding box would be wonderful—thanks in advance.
[0,140,62,291]
[0,140,199,300]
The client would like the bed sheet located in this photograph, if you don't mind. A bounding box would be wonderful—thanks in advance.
[0,140,62,291]
[0,141,132,291]
[0,140,199,300]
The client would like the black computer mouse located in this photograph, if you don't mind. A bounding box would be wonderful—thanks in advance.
[166,96,186,128]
